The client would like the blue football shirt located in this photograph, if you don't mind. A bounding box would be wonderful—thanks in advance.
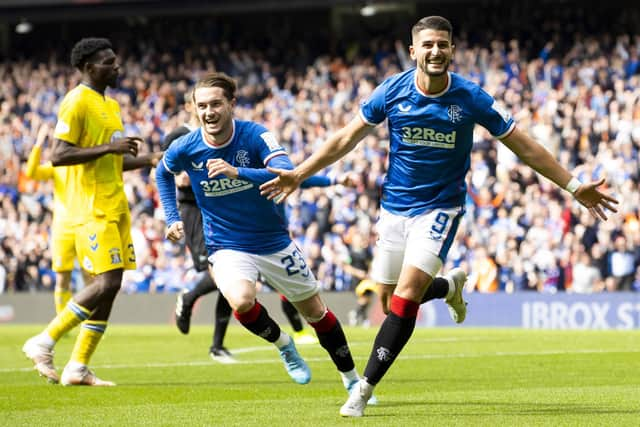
[162,119,291,255]
[360,69,515,216]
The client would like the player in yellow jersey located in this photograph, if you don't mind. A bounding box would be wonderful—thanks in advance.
[25,122,161,317]
[23,38,150,386]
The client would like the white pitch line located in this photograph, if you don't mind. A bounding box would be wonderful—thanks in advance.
[3,348,638,374]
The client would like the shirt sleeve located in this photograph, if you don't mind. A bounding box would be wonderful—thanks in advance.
[162,142,184,174]
[155,160,181,226]
[359,79,389,125]
[255,127,287,165]
[300,175,332,188]
[237,154,292,185]
[472,87,515,139]
[53,94,83,145]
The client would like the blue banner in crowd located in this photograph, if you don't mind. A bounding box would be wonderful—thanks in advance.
[416,292,640,330]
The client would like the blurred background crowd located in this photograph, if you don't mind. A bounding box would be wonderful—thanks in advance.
[0,0,639,295]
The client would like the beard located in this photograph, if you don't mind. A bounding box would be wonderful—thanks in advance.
[418,57,450,77]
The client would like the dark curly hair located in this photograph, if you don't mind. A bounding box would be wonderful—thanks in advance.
[70,37,112,70]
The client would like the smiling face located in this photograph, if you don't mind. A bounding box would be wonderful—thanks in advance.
[194,86,235,143]
[410,28,454,77]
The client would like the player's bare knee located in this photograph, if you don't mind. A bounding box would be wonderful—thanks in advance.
[234,299,258,314]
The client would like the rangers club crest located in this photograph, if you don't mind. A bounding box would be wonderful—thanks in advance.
[235,150,250,167]
[448,105,462,123]
[376,346,392,362]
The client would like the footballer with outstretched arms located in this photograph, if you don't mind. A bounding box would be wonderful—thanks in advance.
[260,16,619,417]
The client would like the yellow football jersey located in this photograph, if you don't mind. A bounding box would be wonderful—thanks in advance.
[25,144,72,226]
[53,84,128,223]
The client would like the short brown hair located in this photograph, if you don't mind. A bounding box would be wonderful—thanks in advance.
[193,72,237,102]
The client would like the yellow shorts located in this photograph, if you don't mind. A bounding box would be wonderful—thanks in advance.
[355,279,378,297]
[75,212,136,274]
[51,222,76,273]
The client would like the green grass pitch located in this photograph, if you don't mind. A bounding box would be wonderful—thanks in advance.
[1,325,639,426]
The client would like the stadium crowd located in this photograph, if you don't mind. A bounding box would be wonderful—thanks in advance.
[1,4,639,296]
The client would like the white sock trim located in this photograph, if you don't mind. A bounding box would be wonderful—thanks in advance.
[360,378,375,396]
[340,368,359,388]
[65,361,87,371]
[445,275,455,300]
[39,332,56,347]
[274,332,291,349]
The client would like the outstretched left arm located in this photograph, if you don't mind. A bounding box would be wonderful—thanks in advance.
[500,127,618,220]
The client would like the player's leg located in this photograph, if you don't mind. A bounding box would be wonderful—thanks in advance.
[209,293,236,363]
[23,218,114,384]
[50,223,77,314]
[60,268,122,386]
[260,242,368,392]
[291,292,376,403]
[175,203,216,334]
[210,249,309,384]
[54,272,73,314]
[416,208,467,323]
[22,222,96,383]
[341,207,463,416]
[175,273,215,334]
[280,294,318,345]
[60,214,134,386]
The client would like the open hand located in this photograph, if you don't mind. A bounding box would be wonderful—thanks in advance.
[573,178,619,221]
[259,167,303,204]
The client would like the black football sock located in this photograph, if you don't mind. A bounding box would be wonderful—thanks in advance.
[363,295,418,385]
[211,293,232,350]
[421,277,449,303]
[281,296,304,332]
[309,310,355,372]
[234,301,281,343]
[185,273,217,306]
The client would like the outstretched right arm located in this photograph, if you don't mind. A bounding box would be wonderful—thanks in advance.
[259,115,374,203]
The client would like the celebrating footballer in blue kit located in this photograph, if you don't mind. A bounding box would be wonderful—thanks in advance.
[156,72,376,401]
[260,16,618,417]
